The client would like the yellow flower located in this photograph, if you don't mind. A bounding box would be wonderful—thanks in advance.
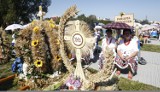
[50,24,55,28]
[56,39,60,45]
[68,53,72,59]
[34,60,43,68]
[33,26,39,33]
[55,55,62,62]
[31,40,39,47]
[49,19,55,24]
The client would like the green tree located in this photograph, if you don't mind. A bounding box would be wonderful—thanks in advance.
[0,0,51,28]
[140,19,150,25]
[76,14,98,30]
[76,14,113,30]
[76,14,87,21]
[98,19,112,25]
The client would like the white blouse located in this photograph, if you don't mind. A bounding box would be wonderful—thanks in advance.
[117,39,139,57]
[101,36,116,56]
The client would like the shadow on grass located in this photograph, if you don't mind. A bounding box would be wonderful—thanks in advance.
[0,78,18,90]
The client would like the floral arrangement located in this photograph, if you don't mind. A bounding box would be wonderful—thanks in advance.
[11,5,115,90]
[65,74,82,90]
[13,19,70,89]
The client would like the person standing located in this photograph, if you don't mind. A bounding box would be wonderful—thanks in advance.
[98,29,116,69]
[158,30,160,41]
[93,28,101,53]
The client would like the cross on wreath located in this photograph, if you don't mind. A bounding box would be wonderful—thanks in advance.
[37,6,46,21]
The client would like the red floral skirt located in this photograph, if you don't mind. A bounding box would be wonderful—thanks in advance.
[114,55,138,74]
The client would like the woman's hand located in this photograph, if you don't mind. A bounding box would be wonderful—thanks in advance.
[124,56,130,61]
[120,56,127,61]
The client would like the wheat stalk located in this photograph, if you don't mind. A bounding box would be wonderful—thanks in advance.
[58,5,78,73]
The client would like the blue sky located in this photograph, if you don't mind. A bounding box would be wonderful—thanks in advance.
[45,0,160,21]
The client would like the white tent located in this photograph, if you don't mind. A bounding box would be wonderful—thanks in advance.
[95,25,102,29]
[134,22,142,27]
[141,25,157,31]
[5,24,23,31]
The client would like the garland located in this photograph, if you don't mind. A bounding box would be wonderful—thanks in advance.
[43,20,62,72]
[87,46,114,83]
[31,21,47,73]
[58,5,78,73]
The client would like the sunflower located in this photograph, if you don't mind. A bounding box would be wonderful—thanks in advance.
[33,26,40,33]
[50,24,55,28]
[55,55,62,62]
[34,60,43,68]
[31,40,39,47]
[56,39,60,45]
[49,19,55,24]
[68,53,72,59]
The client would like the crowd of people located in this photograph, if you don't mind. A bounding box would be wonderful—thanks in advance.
[94,28,142,79]
[139,29,160,44]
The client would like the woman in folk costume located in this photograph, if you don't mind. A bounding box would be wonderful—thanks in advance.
[114,29,139,79]
[98,29,116,69]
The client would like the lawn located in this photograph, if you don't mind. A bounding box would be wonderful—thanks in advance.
[0,60,15,78]
[141,44,160,53]
[118,77,160,91]
[87,68,160,91]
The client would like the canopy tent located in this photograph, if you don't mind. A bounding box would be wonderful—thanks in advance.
[5,24,23,31]
[141,25,158,31]
[94,25,102,29]
[134,22,142,28]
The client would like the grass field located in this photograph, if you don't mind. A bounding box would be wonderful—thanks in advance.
[141,44,160,53]
[118,77,160,91]
[0,61,14,78]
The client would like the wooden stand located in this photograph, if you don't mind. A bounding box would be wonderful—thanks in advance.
[0,74,16,84]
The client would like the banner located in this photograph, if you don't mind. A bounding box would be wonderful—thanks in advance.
[115,14,134,27]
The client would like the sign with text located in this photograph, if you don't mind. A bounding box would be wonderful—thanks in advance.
[115,14,134,27]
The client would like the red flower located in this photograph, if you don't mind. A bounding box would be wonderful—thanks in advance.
[69,86,74,90]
